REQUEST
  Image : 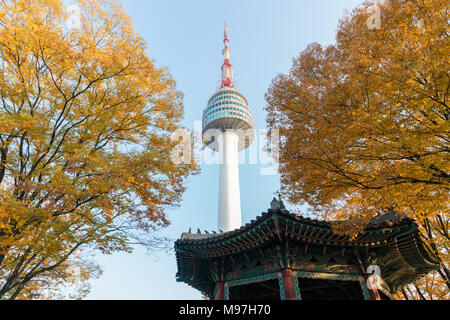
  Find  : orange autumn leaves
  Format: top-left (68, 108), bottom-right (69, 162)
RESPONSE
top-left (0, 0), bottom-right (197, 299)
top-left (266, 0), bottom-right (449, 299)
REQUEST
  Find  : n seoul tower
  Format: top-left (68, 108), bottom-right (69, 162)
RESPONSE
top-left (202, 24), bottom-right (255, 232)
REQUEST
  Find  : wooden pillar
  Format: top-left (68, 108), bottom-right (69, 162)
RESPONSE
top-left (281, 269), bottom-right (297, 300)
top-left (215, 281), bottom-right (225, 300)
top-left (363, 275), bottom-right (381, 300)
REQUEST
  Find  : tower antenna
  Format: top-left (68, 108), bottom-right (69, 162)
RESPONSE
top-left (220, 21), bottom-right (234, 88)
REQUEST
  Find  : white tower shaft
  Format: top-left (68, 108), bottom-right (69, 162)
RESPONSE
top-left (218, 131), bottom-right (242, 232)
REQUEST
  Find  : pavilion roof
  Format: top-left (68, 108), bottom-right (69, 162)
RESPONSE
top-left (174, 202), bottom-right (439, 295)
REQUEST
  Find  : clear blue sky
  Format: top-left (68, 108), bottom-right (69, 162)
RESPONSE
top-left (86, 0), bottom-right (364, 300)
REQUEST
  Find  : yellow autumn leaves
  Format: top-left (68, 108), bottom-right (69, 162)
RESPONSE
top-left (0, 0), bottom-right (197, 299)
top-left (266, 0), bottom-right (449, 299)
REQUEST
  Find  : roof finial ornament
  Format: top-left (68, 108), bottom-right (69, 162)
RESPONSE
top-left (270, 197), bottom-right (280, 211)
top-left (270, 193), bottom-right (286, 211)
top-left (278, 192), bottom-right (286, 210)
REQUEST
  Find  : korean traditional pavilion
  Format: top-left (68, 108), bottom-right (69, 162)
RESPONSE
top-left (174, 198), bottom-right (439, 300)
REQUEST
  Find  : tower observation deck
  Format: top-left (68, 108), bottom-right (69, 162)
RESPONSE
top-left (202, 24), bottom-right (255, 232)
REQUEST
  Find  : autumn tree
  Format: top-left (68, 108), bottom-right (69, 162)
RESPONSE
top-left (0, 0), bottom-right (197, 299)
top-left (265, 0), bottom-right (449, 299)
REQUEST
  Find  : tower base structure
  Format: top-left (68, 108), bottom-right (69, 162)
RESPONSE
top-left (175, 199), bottom-right (439, 300)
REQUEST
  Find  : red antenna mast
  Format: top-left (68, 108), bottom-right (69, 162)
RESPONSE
top-left (220, 22), bottom-right (234, 88)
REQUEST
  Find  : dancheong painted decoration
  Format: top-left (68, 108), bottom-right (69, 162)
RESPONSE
top-left (174, 198), bottom-right (439, 300)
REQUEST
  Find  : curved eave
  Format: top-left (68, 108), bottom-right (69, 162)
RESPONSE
top-left (174, 209), bottom-right (439, 292)
top-left (175, 210), bottom-right (416, 257)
